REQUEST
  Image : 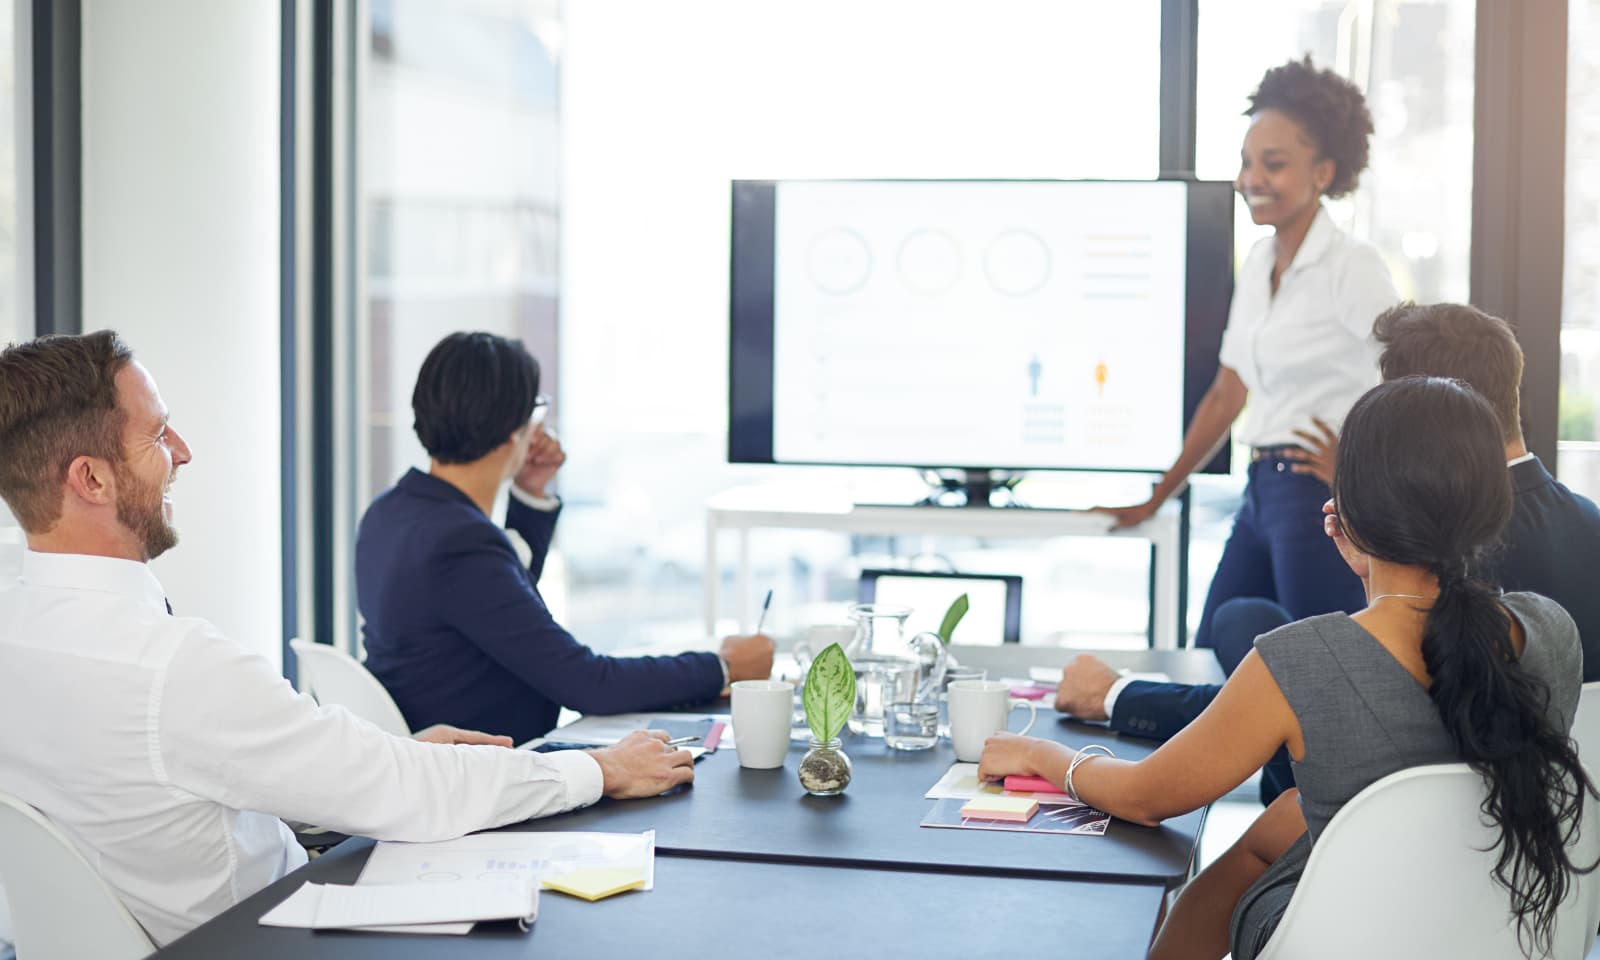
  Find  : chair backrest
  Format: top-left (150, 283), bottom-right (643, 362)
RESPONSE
top-left (0, 792), bottom-right (153, 960)
top-left (1572, 682), bottom-right (1600, 772)
top-left (1257, 763), bottom-right (1600, 960)
top-left (289, 638), bottom-right (411, 737)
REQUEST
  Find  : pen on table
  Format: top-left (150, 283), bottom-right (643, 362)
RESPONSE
top-left (754, 588), bottom-right (773, 634)
top-left (666, 735), bottom-right (701, 746)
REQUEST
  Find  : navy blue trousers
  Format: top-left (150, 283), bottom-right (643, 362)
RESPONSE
top-left (1193, 457), bottom-right (1366, 651)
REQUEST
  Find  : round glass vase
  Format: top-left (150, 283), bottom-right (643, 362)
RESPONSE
top-left (797, 737), bottom-right (852, 796)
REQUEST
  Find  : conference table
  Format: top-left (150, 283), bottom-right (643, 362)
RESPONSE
top-left (155, 647), bottom-right (1224, 959)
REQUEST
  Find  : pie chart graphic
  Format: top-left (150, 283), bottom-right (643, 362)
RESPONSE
top-left (806, 227), bottom-right (873, 295)
top-left (984, 228), bottom-right (1052, 297)
top-left (897, 228), bottom-right (963, 295)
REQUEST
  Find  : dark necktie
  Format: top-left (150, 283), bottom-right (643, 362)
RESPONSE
top-left (165, 598), bottom-right (173, 616)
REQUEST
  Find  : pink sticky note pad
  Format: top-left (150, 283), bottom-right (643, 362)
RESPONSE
top-left (703, 720), bottom-right (726, 753)
top-left (1009, 684), bottom-right (1052, 701)
top-left (1004, 775), bottom-right (1067, 795)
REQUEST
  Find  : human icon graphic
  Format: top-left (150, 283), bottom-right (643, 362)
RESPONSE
top-left (1028, 354), bottom-right (1042, 397)
top-left (1094, 359), bottom-right (1108, 398)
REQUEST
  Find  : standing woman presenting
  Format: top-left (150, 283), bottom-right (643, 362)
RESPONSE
top-left (1100, 57), bottom-right (1399, 653)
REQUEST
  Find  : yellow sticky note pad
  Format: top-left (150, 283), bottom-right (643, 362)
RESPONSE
top-left (960, 795), bottom-right (1040, 822)
top-left (541, 867), bottom-right (647, 902)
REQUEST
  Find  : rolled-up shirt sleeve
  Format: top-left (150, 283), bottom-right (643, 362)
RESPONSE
top-left (155, 623), bottom-right (603, 842)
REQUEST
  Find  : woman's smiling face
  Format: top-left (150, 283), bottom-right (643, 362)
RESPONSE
top-left (1235, 108), bottom-right (1336, 230)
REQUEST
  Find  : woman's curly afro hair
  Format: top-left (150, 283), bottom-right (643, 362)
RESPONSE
top-left (1246, 55), bottom-right (1374, 199)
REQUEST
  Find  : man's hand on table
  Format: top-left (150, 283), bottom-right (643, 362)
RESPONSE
top-left (590, 730), bottom-right (696, 799)
top-left (413, 724), bottom-right (514, 747)
top-left (1055, 654), bottom-right (1120, 721)
top-left (720, 632), bottom-right (776, 690)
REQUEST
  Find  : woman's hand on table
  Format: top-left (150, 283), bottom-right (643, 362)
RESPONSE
top-left (977, 733), bottom-right (1069, 785)
top-left (1092, 489), bottom-right (1164, 530)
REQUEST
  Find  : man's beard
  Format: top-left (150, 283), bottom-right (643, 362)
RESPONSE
top-left (114, 460), bottom-right (178, 560)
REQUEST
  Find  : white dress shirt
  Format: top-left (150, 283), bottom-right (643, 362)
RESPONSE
top-left (0, 550), bottom-right (603, 946)
top-left (1218, 206), bottom-right (1400, 448)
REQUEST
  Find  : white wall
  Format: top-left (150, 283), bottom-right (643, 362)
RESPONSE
top-left (79, 0), bottom-right (282, 667)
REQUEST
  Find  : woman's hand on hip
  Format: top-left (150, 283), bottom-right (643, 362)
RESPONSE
top-left (1284, 417), bottom-right (1338, 485)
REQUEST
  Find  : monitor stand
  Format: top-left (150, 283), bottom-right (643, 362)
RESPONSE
top-left (909, 469), bottom-right (1024, 509)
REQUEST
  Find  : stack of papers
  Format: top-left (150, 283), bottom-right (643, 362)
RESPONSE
top-left (260, 879), bottom-right (536, 935)
top-left (257, 831), bottom-right (656, 935)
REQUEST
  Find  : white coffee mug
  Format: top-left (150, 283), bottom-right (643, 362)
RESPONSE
top-left (947, 679), bottom-right (1037, 762)
top-left (731, 680), bottom-right (795, 769)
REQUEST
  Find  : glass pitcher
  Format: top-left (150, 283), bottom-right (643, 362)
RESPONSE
top-left (845, 603), bottom-right (948, 737)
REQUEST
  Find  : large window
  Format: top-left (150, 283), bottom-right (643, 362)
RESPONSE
top-left (360, 0), bottom-right (562, 507)
top-left (560, 0), bottom-right (1165, 649)
top-left (1561, 0), bottom-right (1600, 498)
top-left (1196, 0), bottom-right (1475, 303)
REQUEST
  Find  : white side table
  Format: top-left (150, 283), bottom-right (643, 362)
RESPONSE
top-left (703, 487), bottom-right (1184, 648)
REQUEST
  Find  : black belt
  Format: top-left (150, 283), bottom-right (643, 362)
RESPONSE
top-left (1250, 444), bottom-right (1304, 462)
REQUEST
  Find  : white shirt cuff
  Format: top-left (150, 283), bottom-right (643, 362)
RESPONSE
top-left (536, 747), bottom-right (605, 809)
top-left (509, 484), bottom-right (561, 512)
top-left (1102, 676), bottom-right (1135, 720)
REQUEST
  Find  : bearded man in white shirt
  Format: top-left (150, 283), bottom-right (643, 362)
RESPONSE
top-left (0, 330), bottom-right (695, 947)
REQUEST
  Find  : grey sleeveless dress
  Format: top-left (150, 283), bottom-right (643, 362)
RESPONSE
top-left (1229, 592), bottom-right (1582, 959)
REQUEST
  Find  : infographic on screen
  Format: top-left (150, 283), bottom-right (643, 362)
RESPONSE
top-left (770, 180), bottom-right (1188, 471)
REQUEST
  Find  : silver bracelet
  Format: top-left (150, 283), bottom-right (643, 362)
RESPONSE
top-left (1064, 743), bottom-right (1116, 803)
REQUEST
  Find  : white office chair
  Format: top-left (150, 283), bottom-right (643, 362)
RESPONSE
top-left (1572, 682), bottom-right (1600, 771)
top-left (0, 791), bottom-right (153, 960)
top-left (289, 638), bottom-right (411, 736)
top-left (1255, 763), bottom-right (1600, 960)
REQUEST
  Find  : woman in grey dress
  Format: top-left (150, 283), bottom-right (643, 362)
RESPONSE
top-left (979, 376), bottom-right (1595, 959)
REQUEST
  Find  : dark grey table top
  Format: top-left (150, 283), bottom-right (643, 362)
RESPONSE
top-left (513, 715), bottom-right (1208, 887)
top-left (154, 839), bottom-right (1167, 960)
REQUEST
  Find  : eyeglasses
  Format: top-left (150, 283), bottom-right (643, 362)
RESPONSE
top-left (531, 395), bottom-right (551, 425)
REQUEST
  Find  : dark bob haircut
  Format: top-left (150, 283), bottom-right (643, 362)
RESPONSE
top-left (411, 332), bottom-right (540, 465)
top-left (1246, 55), bottom-right (1374, 199)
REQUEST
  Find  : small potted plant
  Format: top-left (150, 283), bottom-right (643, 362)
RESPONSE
top-left (798, 642), bottom-right (856, 796)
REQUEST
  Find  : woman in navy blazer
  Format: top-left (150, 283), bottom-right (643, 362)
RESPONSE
top-left (355, 332), bottom-right (774, 746)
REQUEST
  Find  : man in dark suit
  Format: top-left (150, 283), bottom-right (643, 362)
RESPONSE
top-left (1056, 303), bottom-right (1600, 803)
top-left (356, 332), bottom-right (774, 746)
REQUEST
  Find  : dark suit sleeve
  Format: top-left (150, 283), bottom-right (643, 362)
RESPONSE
top-left (1109, 680), bottom-right (1223, 741)
top-left (505, 495), bottom-right (559, 583)
top-left (434, 519), bottom-right (724, 715)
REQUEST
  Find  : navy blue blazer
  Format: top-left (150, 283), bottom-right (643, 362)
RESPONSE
top-left (355, 469), bottom-right (723, 745)
top-left (1112, 456), bottom-right (1600, 740)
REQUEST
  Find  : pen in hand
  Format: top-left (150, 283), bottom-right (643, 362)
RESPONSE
top-left (754, 588), bottom-right (773, 635)
top-left (666, 735), bottom-right (701, 746)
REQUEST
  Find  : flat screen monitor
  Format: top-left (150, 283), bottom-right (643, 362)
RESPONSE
top-left (729, 179), bottom-right (1235, 474)
top-left (857, 569), bottom-right (1022, 645)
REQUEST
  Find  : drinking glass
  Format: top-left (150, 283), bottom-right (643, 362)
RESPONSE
top-left (884, 699), bottom-right (940, 750)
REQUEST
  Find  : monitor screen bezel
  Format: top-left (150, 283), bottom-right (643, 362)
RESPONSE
top-left (729, 178), bottom-right (1235, 475)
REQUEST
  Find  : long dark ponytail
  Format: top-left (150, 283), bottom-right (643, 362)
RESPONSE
top-left (1334, 377), bottom-right (1596, 955)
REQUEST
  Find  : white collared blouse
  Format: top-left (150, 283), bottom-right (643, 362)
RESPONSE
top-left (1218, 205), bottom-right (1401, 449)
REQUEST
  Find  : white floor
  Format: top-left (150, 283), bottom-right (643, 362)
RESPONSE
top-left (1197, 770), bottom-right (1265, 870)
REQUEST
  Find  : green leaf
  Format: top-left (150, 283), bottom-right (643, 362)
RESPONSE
top-left (937, 593), bottom-right (970, 645)
top-left (803, 642), bottom-right (856, 742)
